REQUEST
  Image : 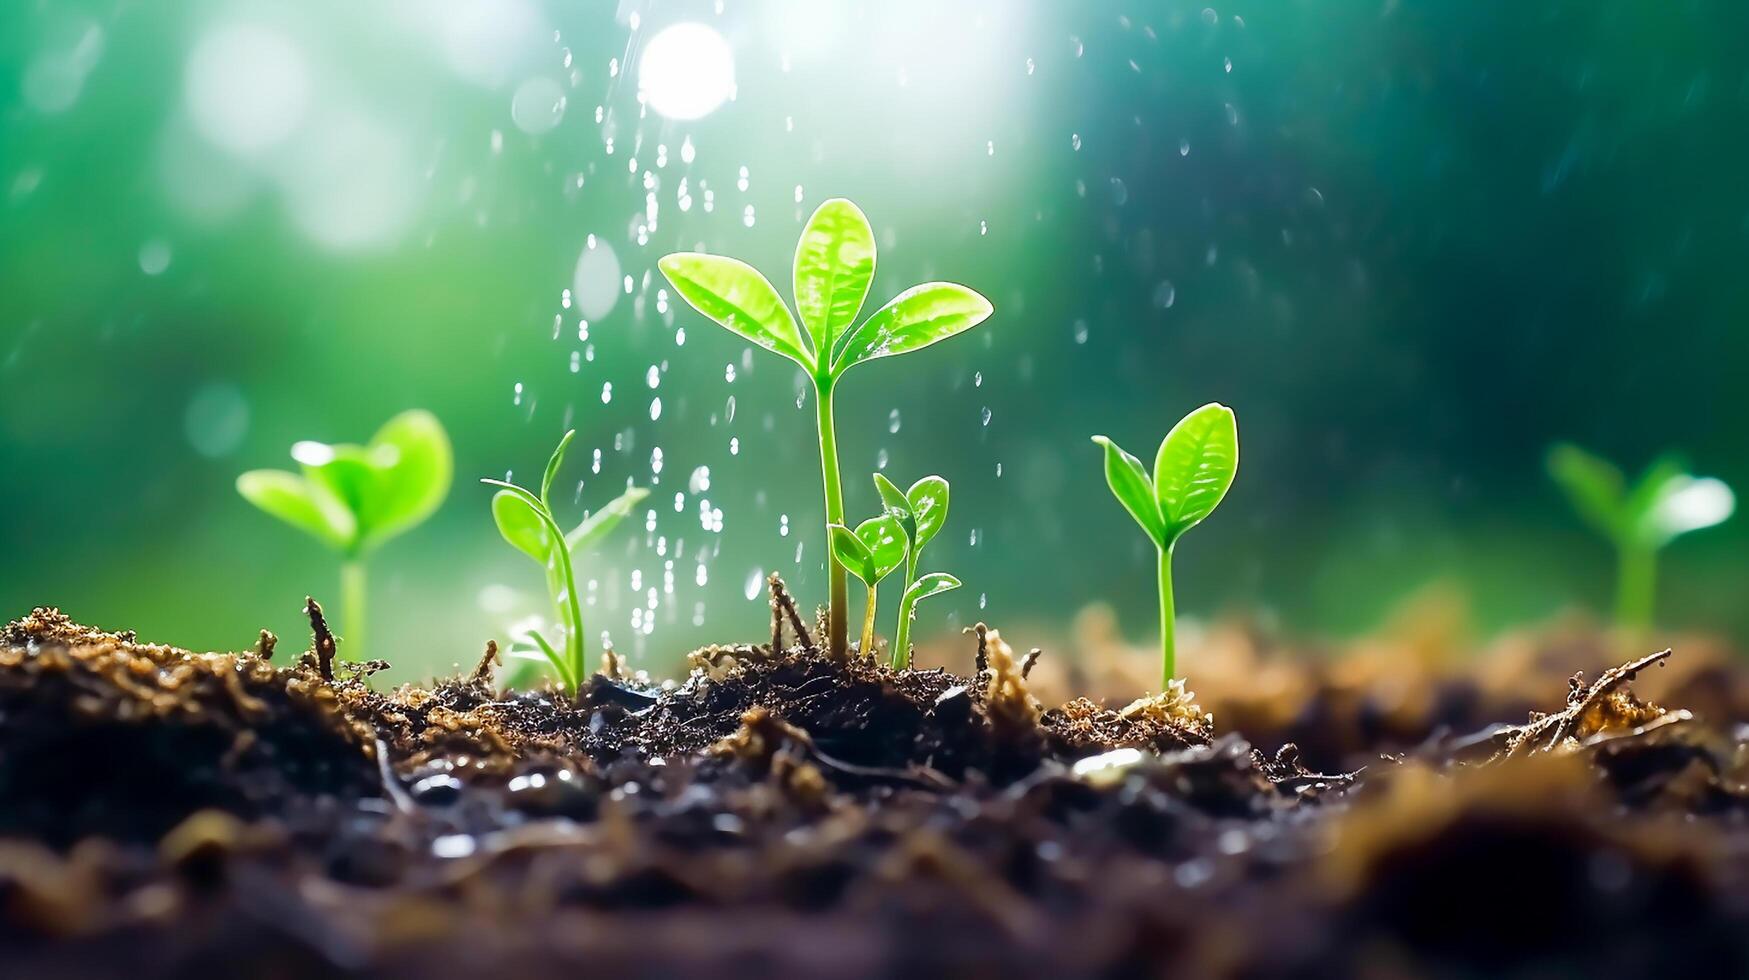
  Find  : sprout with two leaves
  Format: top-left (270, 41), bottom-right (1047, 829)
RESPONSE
top-left (659, 198), bottom-right (993, 658)
top-left (483, 431), bottom-right (649, 694)
top-left (873, 473), bottom-right (961, 668)
top-left (237, 409), bottom-right (452, 660)
top-left (827, 514), bottom-right (907, 658)
top-left (1547, 443), bottom-right (1734, 631)
top-left (1093, 403), bottom-right (1239, 689)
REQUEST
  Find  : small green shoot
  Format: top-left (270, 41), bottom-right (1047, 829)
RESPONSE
top-left (1547, 443), bottom-right (1734, 631)
top-left (660, 198), bottom-right (993, 658)
top-left (484, 430), bottom-right (649, 693)
top-left (873, 473), bottom-right (961, 668)
top-left (237, 409), bottom-right (452, 660)
top-left (1093, 403), bottom-right (1239, 689)
top-left (828, 515), bottom-right (906, 657)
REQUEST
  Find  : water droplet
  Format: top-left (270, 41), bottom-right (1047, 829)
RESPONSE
top-left (973, 371), bottom-right (983, 387)
top-left (1070, 133), bottom-right (1081, 151)
top-left (649, 397), bottom-right (662, 421)
top-left (887, 409), bottom-right (901, 434)
top-left (512, 382), bottom-right (524, 406)
top-left (1179, 139), bottom-right (1190, 156)
top-left (688, 465), bottom-right (711, 494)
top-left (138, 239), bottom-right (172, 276)
top-left (1153, 281), bottom-right (1176, 309)
top-left (601, 381), bottom-right (613, 403)
top-left (778, 514), bottom-right (790, 537)
top-left (1072, 319), bottom-right (1089, 344)
top-left (646, 364), bottom-right (661, 388)
top-left (980, 407), bottom-right (992, 426)
top-left (510, 76), bottom-right (566, 135)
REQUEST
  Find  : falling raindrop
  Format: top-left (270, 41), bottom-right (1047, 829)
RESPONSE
top-left (887, 409), bottom-right (901, 434)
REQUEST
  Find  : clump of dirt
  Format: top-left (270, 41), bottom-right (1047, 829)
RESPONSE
top-left (0, 598), bottom-right (1745, 978)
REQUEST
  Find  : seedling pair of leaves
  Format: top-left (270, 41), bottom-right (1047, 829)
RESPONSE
top-left (237, 409), bottom-right (453, 659)
top-left (660, 198), bottom-right (993, 658)
top-left (484, 431), bottom-right (649, 693)
top-left (1094, 403), bottom-right (1239, 689)
top-left (1548, 443), bottom-right (1734, 630)
top-left (828, 473), bottom-right (960, 666)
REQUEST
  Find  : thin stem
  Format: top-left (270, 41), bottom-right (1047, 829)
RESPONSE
top-left (814, 377), bottom-right (849, 657)
top-left (892, 592), bottom-right (916, 670)
top-left (891, 553), bottom-right (917, 669)
top-left (1157, 543), bottom-right (1176, 689)
top-left (1615, 543), bottom-right (1656, 634)
top-left (340, 559), bottom-right (366, 661)
top-left (860, 584), bottom-right (878, 658)
top-left (552, 537), bottom-right (586, 688)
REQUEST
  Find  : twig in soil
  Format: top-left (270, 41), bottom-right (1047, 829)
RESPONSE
top-left (254, 629), bottom-right (277, 661)
top-left (304, 596), bottom-right (337, 681)
top-left (469, 639), bottom-right (500, 686)
top-left (967, 622), bottom-right (990, 677)
top-left (767, 574), bottom-right (815, 652)
top-left (373, 737), bottom-right (417, 815)
top-left (1498, 648), bottom-right (1674, 760)
top-left (1021, 648), bottom-right (1042, 679)
top-left (1250, 743), bottom-right (1363, 792)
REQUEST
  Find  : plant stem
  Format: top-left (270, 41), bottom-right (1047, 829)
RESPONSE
top-left (340, 559), bottom-right (366, 661)
top-left (1157, 543), bottom-right (1176, 689)
top-left (814, 377), bottom-right (849, 657)
top-left (892, 593), bottom-right (916, 670)
top-left (860, 584), bottom-right (878, 658)
top-left (552, 542), bottom-right (586, 691)
top-left (1615, 543), bottom-right (1655, 634)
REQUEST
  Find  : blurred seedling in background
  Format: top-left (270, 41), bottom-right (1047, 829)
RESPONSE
top-left (873, 473), bottom-right (962, 668)
top-left (660, 198), bottom-right (993, 659)
top-left (828, 514), bottom-right (906, 657)
top-left (1547, 443), bottom-right (1735, 632)
top-left (1094, 403), bottom-right (1239, 689)
top-left (237, 410), bottom-right (452, 661)
top-left (484, 430), bottom-right (649, 694)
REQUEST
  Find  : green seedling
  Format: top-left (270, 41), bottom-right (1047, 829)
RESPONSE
top-left (828, 515), bottom-right (906, 657)
top-left (238, 409), bottom-right (452, 660)
top-left (873, 473), bottom-right (961, 668)
top-left (660, 198), bottom-right (993, 658)
top-left (1093, 403), bottom-right (1239, 689)
top-left (484, 430), bottom-right (649, 693)
top-left (1548, 443), bottom-right (1734, 631)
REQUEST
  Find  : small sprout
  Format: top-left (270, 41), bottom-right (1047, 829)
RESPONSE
top-left (483, 430), bottom-right (649, 694)
top-left (828, 515), bottom-right (906, 657)
top-left (1548, 443), bottom-right (1734, 631)
top-left (1093, 403), bottom-right (1239, 689)
top-left (237, 409), bottom-right (452, 660)
top-left (660, 198), bottom-right (993, 658)
top-left (873, 473), bottom-right (962, 668)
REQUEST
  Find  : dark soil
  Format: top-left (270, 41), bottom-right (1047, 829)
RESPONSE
top-left (2, 599), bottom-right (1748, 979)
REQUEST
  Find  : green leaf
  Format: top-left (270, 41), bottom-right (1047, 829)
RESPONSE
top-left (906, 476), bottom-right (949, 553)
top-left (566, 485), bottom-right (651, 554)
top-left (540, 429), bottom-right (576, 508)
top-left (1092, 435), bottom-right (1162, 545)
top-left (793, 198), bottom-right (876, 359)
top-left (856, 515), bottom-right (907, 583)
top-left (904, 572), bottom-right (961, 605)
top-left (1154, 403), bottom-right (1239, 539)
top-left (1547, 443), bottom-right (1626, 539)
top-left (873, 472), bottom-right (911, 520)
top-left (492, 489), bottom-right (552, 564)
top-left (658, 253), bottom-right (812, 369)
top-left (236, 469), bottom-right (356, 552)
top-left (873, 472), bottom-right (914, 544)
top-left (522, 629), bottom-right (574, 690)
top-left (359, 409), bottom-right (453, 549)
top-left (293, 440), bottom-right (382, 546)
top-left (1645, 475), bottom-right (1735, 545)
top-left (829, 523), bottom-right (875, 585)
top-left (831, 282), bottom-right (993, 376)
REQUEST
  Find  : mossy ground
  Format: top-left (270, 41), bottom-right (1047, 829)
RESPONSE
top-left (2, 601), bottom-right (1748, 977)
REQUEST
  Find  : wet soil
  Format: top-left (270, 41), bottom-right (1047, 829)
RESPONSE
top-left (3, 600), bottom-right (1749, 979)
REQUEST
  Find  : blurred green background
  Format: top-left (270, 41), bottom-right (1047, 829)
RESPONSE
top-left (3, 0), bottom-right (1746, 679)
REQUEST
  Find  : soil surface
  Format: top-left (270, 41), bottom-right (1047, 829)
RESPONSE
top-left (3, 595), bottom-right (1748, 979)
